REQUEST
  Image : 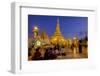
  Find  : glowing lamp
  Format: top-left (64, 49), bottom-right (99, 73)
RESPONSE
top-left (36, 40), bottom-right (41, 46)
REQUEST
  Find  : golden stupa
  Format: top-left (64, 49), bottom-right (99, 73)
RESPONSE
top-left (50, 18), bottom-right (67, 46)
top-left (40, 30), bottom-right (50, 45)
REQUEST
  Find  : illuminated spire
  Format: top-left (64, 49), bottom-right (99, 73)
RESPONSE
top-left (57, 18), bottom-right (59, 24)
top-left (54, 18), bottom-right (61, 36)
top-left (50, 18), bottom-right (67, 46)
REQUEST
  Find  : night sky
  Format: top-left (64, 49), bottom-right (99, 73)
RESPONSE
top-left (28, 15), bottom-right (88, 39)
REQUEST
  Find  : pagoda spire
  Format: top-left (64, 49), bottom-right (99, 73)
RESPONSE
top-left (54, 18), bottom-right (61, 36)
top-left (50, 18), bottom-right (67, 46)
top-left (57, 18), bottom-right (59, 24)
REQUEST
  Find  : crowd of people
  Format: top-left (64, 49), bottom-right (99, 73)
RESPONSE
top-left (28, 44), bottom-right (67, 60)
top-left (28, 38), bottom-right (88, 60)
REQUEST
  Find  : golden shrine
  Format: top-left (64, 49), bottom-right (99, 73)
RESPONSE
top-left (50, 18), bottom-right (67, 46)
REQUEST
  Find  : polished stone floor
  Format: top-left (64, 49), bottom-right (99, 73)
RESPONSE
top-left (56, 47), bottom-right (88, 59)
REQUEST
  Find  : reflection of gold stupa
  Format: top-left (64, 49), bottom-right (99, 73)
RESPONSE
top-left (50, 18), bottom-right (67, 46)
